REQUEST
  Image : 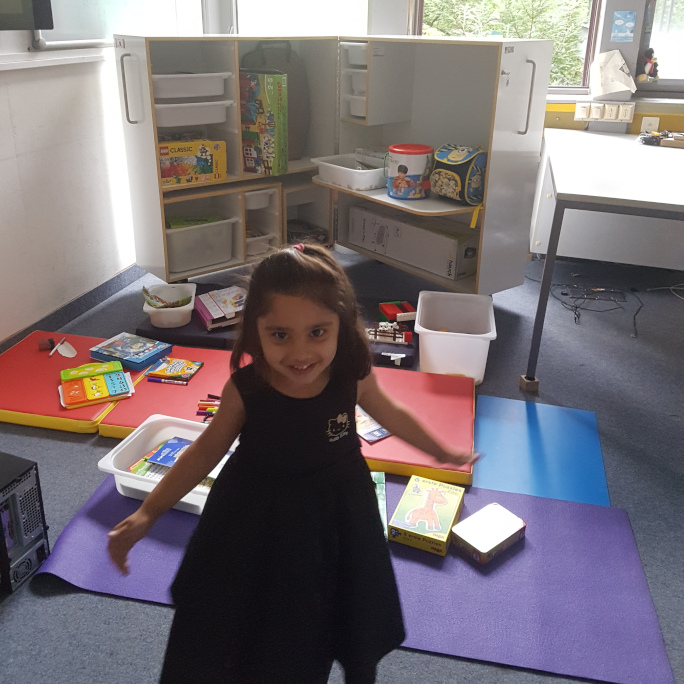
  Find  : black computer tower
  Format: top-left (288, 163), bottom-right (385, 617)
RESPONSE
top-left (0, 452), bottom-right (50, 594)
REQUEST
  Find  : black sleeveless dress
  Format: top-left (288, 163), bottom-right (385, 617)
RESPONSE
top-left (161, 364), bottom-right (405, 684)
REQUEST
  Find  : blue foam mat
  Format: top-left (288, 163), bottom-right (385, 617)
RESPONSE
top-left (473, 395), bottom-right (610, 506)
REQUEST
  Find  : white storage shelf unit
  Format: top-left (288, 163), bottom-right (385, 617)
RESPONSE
top-left (115, 35), bottom-right (551, 293)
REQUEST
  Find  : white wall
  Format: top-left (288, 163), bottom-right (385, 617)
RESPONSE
top-left (0, 53), bottom-right (136, 345)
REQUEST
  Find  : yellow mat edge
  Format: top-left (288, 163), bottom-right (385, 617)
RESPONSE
top-left (0, 410), bottom-right (100, 434)
top-left (364, 458), bottom-right (473, 486)
top-left (98, 424), bottom-right (135, 439)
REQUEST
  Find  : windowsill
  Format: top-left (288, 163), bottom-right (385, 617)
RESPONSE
top-left (0, 47), bottom-right (107, 71)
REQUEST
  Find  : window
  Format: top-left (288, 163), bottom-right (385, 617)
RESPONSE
top-left (420, 0), bottom-right (601, 88)
top-left (638, 0), bottom-right (683, 85)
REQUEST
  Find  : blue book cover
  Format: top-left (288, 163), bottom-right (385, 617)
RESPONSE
top-left (146, 437), bottom-right (193, 467)
top-left (90, 332), bottom-right (172, 371)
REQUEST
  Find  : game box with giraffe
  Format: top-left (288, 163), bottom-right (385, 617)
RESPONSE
top-left (388, 475), bottom-right (465, 556)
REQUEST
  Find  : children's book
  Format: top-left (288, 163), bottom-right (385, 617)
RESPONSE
top-left (128, 437), bottom-right (239, 491)
top-left (194, 286), bottom-right (246, 331)
top-left (58, 361), bottom-right (134, 409)
top-left (355, 406), bottom-right (391, 443)
top-left (90, 332), bottom-right (172, 370)
top-left (145, 357), bottom-right (204, 383)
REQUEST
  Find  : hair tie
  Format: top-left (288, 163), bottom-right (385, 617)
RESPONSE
top-left (292, 243), bottom-right (305, 252)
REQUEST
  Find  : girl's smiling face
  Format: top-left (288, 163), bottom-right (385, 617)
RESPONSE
top-left (256, 293), bottom-right (340, 398)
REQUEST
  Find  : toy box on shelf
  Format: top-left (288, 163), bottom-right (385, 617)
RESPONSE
top-left (239, 70), bottom-right (288, 176)
top-left (388, 475), bottom-right (465, 556)
top-left (158, 139), bottom-right (227, 188)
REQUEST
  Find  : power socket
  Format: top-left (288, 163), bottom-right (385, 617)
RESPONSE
top-left (640, 116), bottom-right (660, 133)
top-left (604, 104), bottom-right (619, 120)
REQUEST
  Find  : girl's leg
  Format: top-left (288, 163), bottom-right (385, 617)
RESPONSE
top-left (343, 662), bottom-right (377, 684)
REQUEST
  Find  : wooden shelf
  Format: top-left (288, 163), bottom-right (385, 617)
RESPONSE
top-left (312, 176), bottom-right (478, 218)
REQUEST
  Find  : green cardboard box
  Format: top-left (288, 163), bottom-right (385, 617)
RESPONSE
top-left (240, 70), bottom-right (288, 176)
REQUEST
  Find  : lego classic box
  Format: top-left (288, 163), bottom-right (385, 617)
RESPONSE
top-left (240, 70), bottom-right (288, 176)
top-left (388, 475), bottom-right (465, 556)
top-left (158, 139), bottom-right (227, 188)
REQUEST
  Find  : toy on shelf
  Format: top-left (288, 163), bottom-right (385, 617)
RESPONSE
top-left (59, 361), bottom-right (134, 409)
top-left (379, 301), bottom-right (416, 323)
top-left (636, 48), bottom-right (659, 82)
top-left (366, 321), bottom-right (413, 345)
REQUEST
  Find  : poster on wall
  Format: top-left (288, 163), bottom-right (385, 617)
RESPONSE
top-left (611, 11), bottom-right (636, 42)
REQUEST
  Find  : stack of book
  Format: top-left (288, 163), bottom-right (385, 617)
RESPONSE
top-left (194, 286), bottom-right (247, 331)
top-left (90, 333), bottom-right (172, 371)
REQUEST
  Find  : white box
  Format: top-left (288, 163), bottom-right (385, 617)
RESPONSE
top-left (348, 206), bottom-right (478, 281)
top-left (165, 218), bottom-right (237, 273)
top-left (312, 153), bottom-right (384, 191)
top-left (154, 100), bottom-right (233, 127)
top-left (143, 283), bottom-right (197, 328)
top-left (415, 290), bottom-right (496, 384)
top-left (98, 415), bottom-right (211, 515)
top-left (151, 72), bottom-right (231, 99)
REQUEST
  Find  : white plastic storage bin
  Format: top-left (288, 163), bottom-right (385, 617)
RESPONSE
top-left (343, 69), bottom-right (367, 95)
top-left (342, 94), bottom-right (366, 118)
top-left (165, 218), bottom-right (237, 273)
top-left (151, 72), bottom-right (231, 99)
top-left (342, 42), bottom-right (368, 66)
top-left (142, 283), bottom-right (197, 328)
top-left (98, 415), bottom-right (212, 515)
top-left (415, 291), bottom-right (497, 385)
top-left (154, 100), bottom-right (233, 127)
top-left (312, 153), bottom-right (384, 191)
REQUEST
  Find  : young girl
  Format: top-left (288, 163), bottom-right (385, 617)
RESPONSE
top-left (108, 244), bottom-right (477, 684)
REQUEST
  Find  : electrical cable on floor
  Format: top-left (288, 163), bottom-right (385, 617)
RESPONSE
top-left (646, 282), bottom-right (684, 301)
top-left (525, 275), bottom-right (644, 337)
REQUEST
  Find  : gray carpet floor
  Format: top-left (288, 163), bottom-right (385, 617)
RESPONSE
top-left (1, 253), bottom-right (682, 684)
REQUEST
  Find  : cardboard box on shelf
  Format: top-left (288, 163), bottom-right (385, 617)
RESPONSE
top-left (348, 205), bottom-right (478, 281)
top-left (240, 71), bottom-right (288, 176)
top-left (158, 139), bottom-right (227, 188)
top-left (388, 475), bottom-right (465, 556)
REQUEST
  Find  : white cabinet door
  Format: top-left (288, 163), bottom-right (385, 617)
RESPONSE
top-left (477, 40), bottom-right (552, 295)
top-left (115, 36), bottom-right (167, 279)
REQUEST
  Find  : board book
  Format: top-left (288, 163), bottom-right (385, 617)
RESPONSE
top-left (90, 333), bottom-right (172, 371)
top-left (388, 475), bottom-right (465, 556)
top-left (194, 286), bottom-right (246, 331)
top-left (145, 357), bottom-right (203, 383)
top-left (59, 361), bottom-right (134, 409)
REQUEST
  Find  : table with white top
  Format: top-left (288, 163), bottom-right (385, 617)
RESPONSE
top-left (521, 128), bottom-right (684, 392)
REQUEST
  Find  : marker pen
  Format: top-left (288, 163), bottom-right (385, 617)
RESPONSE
top-left (147, 377), bottom-right (189, 385)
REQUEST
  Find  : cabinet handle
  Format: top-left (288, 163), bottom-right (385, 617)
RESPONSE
top-left (518, 59), bottom-right (536, 136)
top-left (120, 53), bottom-right (139, 125)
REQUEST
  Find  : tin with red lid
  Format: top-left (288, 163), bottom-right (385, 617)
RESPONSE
top-left (385, 144), bottom-right (433, 200)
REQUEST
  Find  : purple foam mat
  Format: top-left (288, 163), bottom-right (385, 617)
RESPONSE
top-left (37, 476), bottom-right (674, 684)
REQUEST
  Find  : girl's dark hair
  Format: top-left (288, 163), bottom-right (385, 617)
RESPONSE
top-left (230, 244), bottom-right (371, 381)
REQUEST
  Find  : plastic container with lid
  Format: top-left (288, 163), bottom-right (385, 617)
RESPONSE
top-left (385, 144), bottom-right (434, 200)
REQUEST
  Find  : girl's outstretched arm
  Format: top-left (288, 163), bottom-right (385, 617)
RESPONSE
top-left (357, 369), bottom-right (478, 467)
top-left (108, 377), bottom-right (245, 574)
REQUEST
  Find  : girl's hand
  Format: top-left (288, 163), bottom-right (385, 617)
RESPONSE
top-left (107, 508), bottom-right (156, 575)
top-left (436, 450), bottom-right (482, 466)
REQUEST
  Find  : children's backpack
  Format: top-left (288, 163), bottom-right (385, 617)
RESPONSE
top-left (429, 144), bottom-right (487, 205)
top-left (241, 41), bottom-right (310, 161)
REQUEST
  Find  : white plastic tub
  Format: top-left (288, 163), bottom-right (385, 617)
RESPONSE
top-left (342, 94), bottom-right (366, 118)
top-left (154, 100), bottom-right (234, 127)
top-left (165, 218), bottom-right (237, 273)
top-left (342, 42), bottom-right (368, 66)
top-left (415, 291), bottom-right (497, 385)
top-left (142, 283), bottom-right (197, 328)
top-left (246, 233), bottom-right (276, 255)
top-left (244, 188), bottom-right (276, 210)
top-left (343, 69), bottom-right (367, 95)
top-left (152, 72), bottom-right (231, 99)
top-left (97, 415), bottom-right (211, 515)
top-left (312, 153), bottom-right (385, 191)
